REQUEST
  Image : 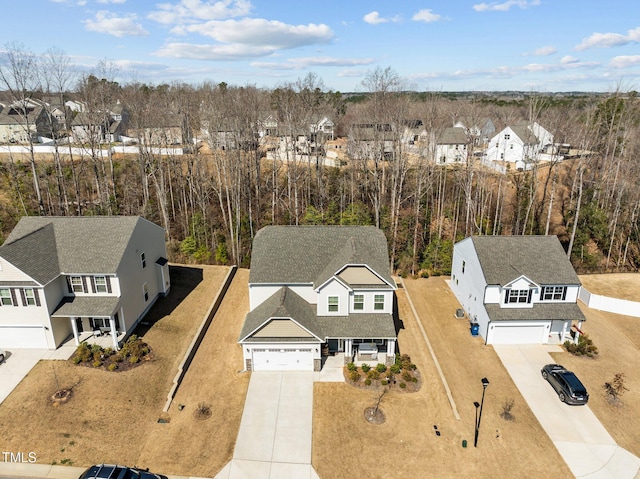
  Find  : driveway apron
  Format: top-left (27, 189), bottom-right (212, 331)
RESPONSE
top-left (215, 371), bottom-right (320, 479)
top-left (494, 344), bottom-right (640, 479)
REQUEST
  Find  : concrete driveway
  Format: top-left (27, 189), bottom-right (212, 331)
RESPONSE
top-left (494, 344), bottom-right (640, 479)
top-left (215, 372), bottom-right (320, 479)
top-left (0, 346), bottom-right (76, 405)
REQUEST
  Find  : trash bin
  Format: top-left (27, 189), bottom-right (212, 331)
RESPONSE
top-left (470, 323), bottom-right (479, 336)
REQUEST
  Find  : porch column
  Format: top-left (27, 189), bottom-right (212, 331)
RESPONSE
top-left (345, 339), bottom-right (353, 361)
top-left (109, 317), bottom-right (119, 350)
top-left (70, 317), bottom-right (80, 346)
top-left (560, 320), bottom-right (568, 343)
top-left (387, 339), bottom-right (396, 358)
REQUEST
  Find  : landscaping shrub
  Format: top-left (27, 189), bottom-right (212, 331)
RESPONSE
top-left (349, 370), bottom-right (361, 382)
top-left (107, 363), bottom-right (117, 372)
top-left (603, 373), bottom-right (628, 405)
top-left (72, 356), bottom-right (82, 365)
top-left (361, 363), bottom-right (371, 373)
top-left (399, 382), bottom-right (406, 389)
top-left (92, 360), bottom-right (102, 368)
top-left (564, 334), bottom-right (598, 357)
top-left (376, 363), bottom-right (387, 373)
top-left (367, 370), bottom-right (380, 380)
top-left (402, 371), bottom-right (412, 382)
top-left (129, 355), bottom-right (139, 364)
top-left (347, 362), bottom-right (357, 371)
top-left (390, 363), bottom-right (401, 374)
top-left (364, 379), bottom-right (372, 386)
top-left (381, 380), bottom-right (388, 386)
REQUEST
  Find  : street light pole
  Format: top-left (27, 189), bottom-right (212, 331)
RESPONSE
top-left (474, 377), bottom-right (490, 447)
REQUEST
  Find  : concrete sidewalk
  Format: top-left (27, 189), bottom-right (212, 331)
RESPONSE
top-left (494, 344), bottom-right (640, 479)
top-left (0, 462), bottom-right (209, 479)
top-left (215, 372), bottom-right (319, 479)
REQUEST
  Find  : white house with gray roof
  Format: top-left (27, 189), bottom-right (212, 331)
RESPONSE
top-left (485, 122), bottom-right (554, 170)
top-left (239, 226), bottom-right (397, 372)
top-left (435, 127), bottom-right (469, 165)
top-left (0, 216), bottom-right (169, 350)
top-left (450, 235), bottom-right (585, 345)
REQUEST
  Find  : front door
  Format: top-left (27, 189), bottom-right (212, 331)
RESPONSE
top-left (328, 339), bottom-right (344, 352)
top-left (75, 317), bottom-right (84, 333)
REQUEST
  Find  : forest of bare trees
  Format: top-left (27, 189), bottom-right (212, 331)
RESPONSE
top-left (1, 44), bottom-right (639, 275)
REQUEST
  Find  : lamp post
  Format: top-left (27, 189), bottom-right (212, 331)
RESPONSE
top-left (474, 377), bottom-right (490, 447)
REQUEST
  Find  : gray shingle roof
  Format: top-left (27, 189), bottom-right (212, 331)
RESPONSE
top-left (485, 302), bottom-right (585, 322)
top-left (248, 226), bottom-right (394, 288)
top-left (51, 295), bottom-right (121, 317)
top-left (239, 286), bottom-right (396, 341)
top-left (1, 216), bottom-right (143, 284)
top-left (438, 127), bottom-right (468, 145)
top-left (471, 235), bottom-right (580, 286)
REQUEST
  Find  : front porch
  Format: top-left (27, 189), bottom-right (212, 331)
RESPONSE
top-left (324, 338), bottom-right (396, 367)
top-left (61, 329), bottom-right (126, 350)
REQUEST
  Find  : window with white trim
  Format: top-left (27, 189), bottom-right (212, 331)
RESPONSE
top-left (328, 296), bottom-right (339, 312)
top-left (353, 294), bottom-right (364, 311)
top-left (95, 276), bottom-right (107, 293)
top-left (141, 252), bottom-right (146, 269)
top-left (70, 276), bottom-right (84, 293)
top-left (505, 289), bottom-right (531, 304)
top-left (540, 286), bottom-right (567, 301)
top-left (143, 283), bottom-right (149, 302)
top-left (24, 288), bottom-right (36, 306)
top-left (0, 288), bottom-right (12, 305)
top-left (374, 294), bottom-right (385, 310)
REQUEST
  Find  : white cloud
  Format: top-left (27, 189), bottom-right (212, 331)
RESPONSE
top-left (337, 69), bottom-right (368, 78)
top-left (363, 11), bottom-right (400, 25)
top-left (412, 9), bottom-right (441, 23)
top-left (180, 18), bottom-right (332, 46)
top-left (527, 46), bottom-right (557, 56)
top-left (575, 27), bottom-right (640, 51)
top-left (251, 57), bottom-right (375, 70)
top-left (560, 55), bottom-right (578, 64)
top-left (148, 0), bottom-right (251, 25)
top-left (155, 42), bottom-right (276, 60)
top-left (84, 11), bottom-right (149, 37)
top-left (473, 0), bottom-right (540, 12)
top-left (609, 55), bottom-right (640, 68)
top-left (97, 0), bottom-right (126, 4)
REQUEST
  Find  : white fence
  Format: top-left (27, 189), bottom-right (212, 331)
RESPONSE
top-left (578, 286), bottom-right (640, 318)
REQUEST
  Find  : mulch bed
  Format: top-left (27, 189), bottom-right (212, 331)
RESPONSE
top-left (344, 367), bottom-right (422, 393)
top-left (69, 337), bottom-right (152, 372)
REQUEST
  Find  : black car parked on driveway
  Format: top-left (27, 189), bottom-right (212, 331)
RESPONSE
top-left (79, 465), bottom-right (165, 479)
top-left (541, 364), bottom-right (589, 405)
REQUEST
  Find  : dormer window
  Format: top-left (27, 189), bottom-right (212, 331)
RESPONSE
top-left (328, 296), bottom-right (339, 312)
top-left (353, 294), bottom-right (364, 311)
top-left (505, 289), bottom-right (532, 304)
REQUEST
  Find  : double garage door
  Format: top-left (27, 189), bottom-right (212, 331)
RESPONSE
top-left (489, 323), bottom-right (548, 345)
top-left (0, 326), bottom-right (48, 349)
top-left (251, 348), bottom-right (314, 371)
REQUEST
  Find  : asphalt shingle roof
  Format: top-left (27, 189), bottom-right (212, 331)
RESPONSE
top-left (0, 216), bottom-right (142, 284)
top-left (52, 295), bottom-right (121, 317)
top-left (248, 226), bottom-right (394, 288)
top-left (438, 127), bottom-right (468, 145)
top-left (485, 302), bottom-right (585, 322)
top-left (471, 235), bottom-right (580, 286)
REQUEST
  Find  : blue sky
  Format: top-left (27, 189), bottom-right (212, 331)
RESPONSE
top-left (4, 0), bottom-right (640, 92)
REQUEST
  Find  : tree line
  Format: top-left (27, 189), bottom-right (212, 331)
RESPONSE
top-left (1, 43), bottom-right (639, 274)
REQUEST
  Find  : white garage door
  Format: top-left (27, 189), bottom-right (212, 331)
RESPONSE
top-left (0, 326), bottom-right (48, 349)
top-left (489, 324), bottom-right (547, 345)
top-left (252, 348), bottom-right (314, 371)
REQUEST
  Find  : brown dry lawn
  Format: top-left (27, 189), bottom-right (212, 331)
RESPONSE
top-left (550, 302), bottom-right (640, 457)
top-left (313, 277), bottom-right (572, 479)
top-left (0, 265), bottom-right (250, 477)
top-left (579, 273), bottom-right (640, 302)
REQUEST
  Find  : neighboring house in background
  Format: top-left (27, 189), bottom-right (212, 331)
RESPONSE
top-left (310, 116), bottom-right (335, 141)
top-left (0, 101), bottom-right (52, 144)
top-left (450, 235), bottom-right (586, 345)
top-left (485, 121), bottom-right (555, 170)
top-left (0, 216), bottom-right (170, 351)
top-left (70, 102), bottom-right (129, 144)
top-left (454, 117), bottom-right (496, 146)
top-left (239, 226), bottom-right (397, 372)
top-left (348, 123), bottom-right (395, 161)
top-left (435, 127), bottom-right (469, 165)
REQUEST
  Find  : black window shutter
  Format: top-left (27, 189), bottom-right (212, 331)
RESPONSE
top-left (89, 317), bottom-right (94, 329)
top-left (114, 312), bottom-right (120, 330)
top-left (89, 276), bottom-right (96, 293)
top-left (82, 276), bottom-right (89, 293)
top-left (504, 289), bottom-right (509, 303)
top-left (106, 277), bottom-right (112, 293)
top-left (527, 290), bottom-right (532, 303)
top-left (539, 287), bottom-right (545, 300)
top-left (66, 276), bottom-right (73, 293)
top-left (562, 287), bottom-right (567, 301)
top-left (10, 289), bottom-right (18, 307)
top-left (19, 289), bottom-right (27, 306)
top-left (34, 289), bottom-right (41, 307)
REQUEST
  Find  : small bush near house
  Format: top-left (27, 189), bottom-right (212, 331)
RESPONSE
top-left (564, 334), bottom-right (598, 357)
top-left (390, 363), bottom-right (401, 374)
top-left (364, 379), bottom-right (372, 386)
top-left (71, 336), bottom-right (151, 372)
top-left (402, 371), bottom-right (413, 382)
top-left (399, 383), bottom-right (406, 389)
top-left (347, 362), bottom-right (357, 371)
top-left (349, 370), bottom-right (361, 382)
top-left (107, 363), bottom-right (117, 372)
top-left (376, 363), bottom-right (387, 373)
top-left (361, 363), bottom-right (371, 373)
top-left (381, 380), bottom-right (388, 386)
top-left (367, 370), bottom-right (380, 380)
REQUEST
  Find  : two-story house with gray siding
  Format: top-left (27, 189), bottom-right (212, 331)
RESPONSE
top-left (450, 235), bottom-right (585, 345)
top-left (0, 216), bottom-right (169, 350)
top-left (239, 226), bottom-right (397, 372)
